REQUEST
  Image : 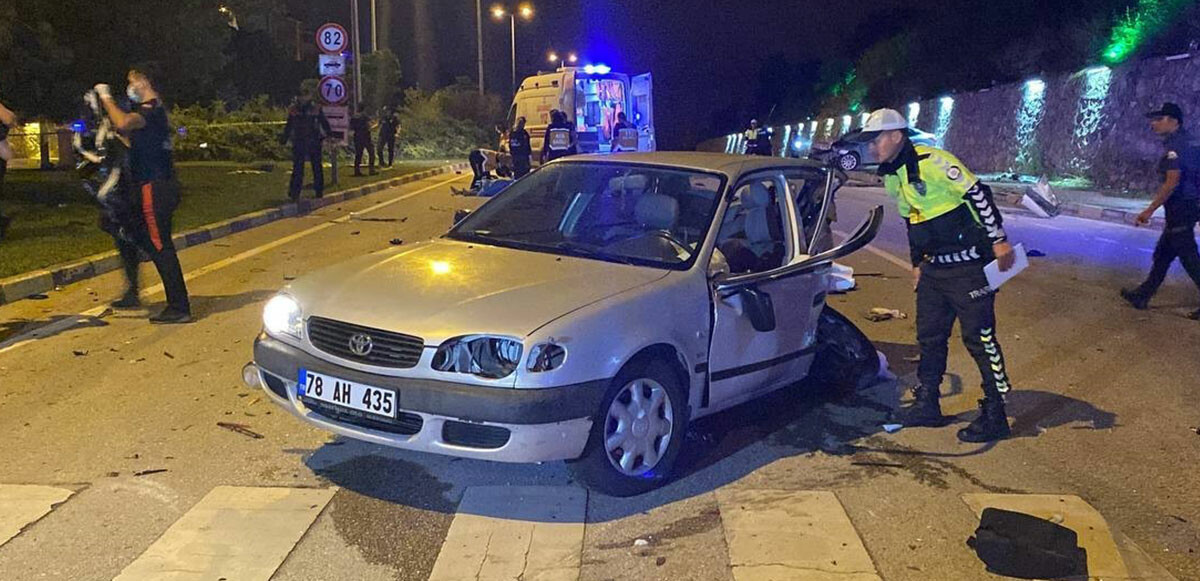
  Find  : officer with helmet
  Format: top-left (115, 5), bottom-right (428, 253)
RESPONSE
top-left (856, 108), bottom-right (1018, 442)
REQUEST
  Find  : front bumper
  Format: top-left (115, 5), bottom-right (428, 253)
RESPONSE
top-left (253, 334), bottom-right (604, 463)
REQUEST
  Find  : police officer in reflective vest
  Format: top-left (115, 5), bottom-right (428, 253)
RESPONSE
top-left (859, 108), bottom-right (1018, 442)
top-left (743, 119), bottom-right (773, 156)
top-left (541, 109), bottom-right (576, 163)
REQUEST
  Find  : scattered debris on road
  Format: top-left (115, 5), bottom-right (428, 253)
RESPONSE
top-left (133, 469), bottom-right (169, 477)
top-left (28, 294), bottom-right (49, 300)
top-left (1027, 249), bottom-right (1047, 257)
top-left (163, 351), bottom-right (174, 360)
top-left (350, 230), bottom-right (360, 236)
top-left (852, 460), bottom-right (904, 468)
top-left (389, 238), bottom-right (404, 246)
top-left (881, 424), bottom-right (903, 434)
top-left (217, 422), bottom-right (264, 439)
top-left (72, 349), bottom-right (88, 357)
top-left (349, 216), bottom-right (402, 223)
top-left (865, 308), bottom-right (907, 322)
top-left (633, 539), bottom-right (649, 547)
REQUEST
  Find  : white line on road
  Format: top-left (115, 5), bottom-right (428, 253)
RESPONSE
top-left (428, 486), bottom-right (587, 581)
top-left (717, 489), bottom-right (882, 580)
top-left (112, 486), bottom-right (335, 581)
top-left (0, 174), bottom-right (467, 356)
top-left (0, 485), bottom-right (75, 548)
top-left (833, 229), bottom-right (913, 272)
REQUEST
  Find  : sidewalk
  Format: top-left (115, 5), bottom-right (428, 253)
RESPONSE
top-left (0, 162), bottom-right (468, 306)
top-left (845, 171), bottom-right (1167, 228)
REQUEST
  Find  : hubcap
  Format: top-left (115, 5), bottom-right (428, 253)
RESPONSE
top-left (840, 155), bottom-right (857, 170)
top-left (603, 378), bottom-right (674, 476)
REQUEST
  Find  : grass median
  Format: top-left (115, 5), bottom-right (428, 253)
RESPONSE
top-left (0, 160), bottom-right (451, 279)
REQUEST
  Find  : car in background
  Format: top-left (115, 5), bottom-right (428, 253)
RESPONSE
top-left (808, 127), bottom-right (938, 171)
top-left (246, 153), bottom-right (884, 496)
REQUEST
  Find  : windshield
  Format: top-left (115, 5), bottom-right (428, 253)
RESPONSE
top-left (448, 162), bottom-right (726, 269)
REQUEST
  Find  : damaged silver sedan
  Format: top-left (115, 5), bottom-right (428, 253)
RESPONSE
top-left (246, 152), bottom-right (883, 495)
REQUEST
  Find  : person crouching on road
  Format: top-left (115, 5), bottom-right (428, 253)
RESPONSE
top-left (859, 108), bottom-right (1018, 442)
top-left (95, 66), bottom-right (192, 324)
top-left (1121, 102), bottom-right (1200, 320)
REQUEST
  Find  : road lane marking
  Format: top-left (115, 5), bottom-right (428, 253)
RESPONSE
top-left (112, 486), bottom-right (334, 581)
top-left (833, 229), bottom-right (913, 272)
top-left (429, 486), bottom-right (586, 581)
top-left (0, 174), bottom-right (467, 356)
top-left (960, 493), bottom-right (1177, 580)
top-left (0, 484), bottom-right (74, 547)
top-left (716, 489), bottom-right (882, 581)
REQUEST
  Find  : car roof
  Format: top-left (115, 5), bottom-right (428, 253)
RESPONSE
top-left (559, 152), bottom-right (828, 179)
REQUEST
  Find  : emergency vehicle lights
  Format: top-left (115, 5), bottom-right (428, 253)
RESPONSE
top-left (583, 64), bottom-right (611, 75)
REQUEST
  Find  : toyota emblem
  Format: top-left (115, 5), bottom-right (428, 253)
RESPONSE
top-left (348, 333), bottom-right (374, 356)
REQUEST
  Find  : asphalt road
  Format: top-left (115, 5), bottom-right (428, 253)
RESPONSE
top-left (0, 173), bottom-right (1196, 581)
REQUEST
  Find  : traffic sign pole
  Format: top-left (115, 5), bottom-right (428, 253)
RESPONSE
top-left (316, 21), bottom-right (351, 186)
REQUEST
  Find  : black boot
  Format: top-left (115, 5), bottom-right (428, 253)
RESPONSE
top-left (1120, 288), bottom-right (1149, 310)
top-left (895, 385), bottom-right (948, 427)
top-left (957, 397), bottom-right (1011, 442)
top-left (111, 290), bottom-right (142, 309)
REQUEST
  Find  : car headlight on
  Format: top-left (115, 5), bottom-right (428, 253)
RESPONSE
top-left (527, 343), bottom-right (567, 372)
top-left (263, 294), bottom-right (304, 339)
top-left (432, 335), bottom-right (523, 379)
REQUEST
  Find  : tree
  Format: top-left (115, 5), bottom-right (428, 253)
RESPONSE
top-left (360, 49), bottom-right (403, 114)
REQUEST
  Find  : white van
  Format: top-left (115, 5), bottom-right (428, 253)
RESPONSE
top-left (503, 66), bottom-right (655, 161)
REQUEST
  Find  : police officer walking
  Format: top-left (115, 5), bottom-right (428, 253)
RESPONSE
top-left (350, 111), bottom-right (377, 176)
top-left (376, 106), bottom-right (399, 168)
top-left (280, 90), bottom-right (331, 200)
top-left (743, 119), bottom-right (773, 156)
top-left (508, 116), bottom-right (533, 178)
top-left (541, 109), bottom-right (576, 164)
top-left (95, 67), bottom-right (192, 324)
top-left (859, 108), bottom-right (1018, 442)
top-left (1121, 103), bottom-right (1200, 320)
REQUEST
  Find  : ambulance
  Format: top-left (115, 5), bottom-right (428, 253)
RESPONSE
top-left (503, 65), bottom-right (655, 163)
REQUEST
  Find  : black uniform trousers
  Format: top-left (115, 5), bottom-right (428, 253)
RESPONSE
top-left (377, 133), bottom-right (395, 167)
top-left (916, 262), bottom-right (1011, 400)
top-left (354, 134), bottom-right (375, 174)
top-left (115, 179), bottom-right (190, 313)
top-left (289, 145), bottom-right (324, 199)
top-left (512, 153), bottom-right (531, 178)
top-left (1134, 211), bottom-right (1200, 299)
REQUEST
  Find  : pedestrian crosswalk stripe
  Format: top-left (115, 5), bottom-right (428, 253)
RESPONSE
top-left (428, 486), bottom-right (586, 581)
top-left (716, 489), bottom-right (882, 581)
top-left (960, 493), bottom-right (1178, 581)
top-left (112, 486), bottom-right (334, 581)
top-left (0, 484), bottom-right (74, 548)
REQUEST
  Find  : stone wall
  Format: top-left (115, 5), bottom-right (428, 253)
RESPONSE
top-left (698, 52), bottom-right (1200, 195)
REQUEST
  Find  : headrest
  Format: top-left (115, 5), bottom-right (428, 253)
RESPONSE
top-left (608, 174), bottom-right (649, 193)
top-left (635, 194), bottom-right (679, 230)
top-left (743, 183), bottom-right (772, 209)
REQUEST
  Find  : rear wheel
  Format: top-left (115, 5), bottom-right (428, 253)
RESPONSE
top-left (568, 359), bottom-right (689, 497)
top-left (807, 305), bottom-right (880, 396)
top-left (838, 152), bottom-right (861, 172)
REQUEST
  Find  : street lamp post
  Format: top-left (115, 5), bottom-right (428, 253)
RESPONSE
top-left (547, 51), bottom-right (577, 70)
top-left (476, 0), bottom-right (485, 94)
top-left (492, 3), bottom-right (534, 95)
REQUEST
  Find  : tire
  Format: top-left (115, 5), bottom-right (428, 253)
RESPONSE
top-left (838, 152), bottom-right (861, 172)
top-left (568, 359), bottom-right (690, 497)
top-left (806, 305), bottom-right (880, 396)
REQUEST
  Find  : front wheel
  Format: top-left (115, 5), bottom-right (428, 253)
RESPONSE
top-left (568, 359), bottom-right (689, 497)
top-left (806, 305), bottom-right (880, 396)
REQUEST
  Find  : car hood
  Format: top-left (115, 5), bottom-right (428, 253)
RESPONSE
top-left (286, 239), bottom-right (671, 343)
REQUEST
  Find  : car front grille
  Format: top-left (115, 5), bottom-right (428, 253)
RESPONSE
top-left (307, 316), bottom-right (425, 368)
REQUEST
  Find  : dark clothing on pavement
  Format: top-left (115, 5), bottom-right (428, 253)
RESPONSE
top-left (281, 102), bottom-right (330, 199)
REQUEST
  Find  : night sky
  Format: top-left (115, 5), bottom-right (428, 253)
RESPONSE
top-left (375, 0), bottom-right (905, 149)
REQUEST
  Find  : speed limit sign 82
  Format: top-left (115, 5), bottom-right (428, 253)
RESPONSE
top-left (315, 23), bottom-right (349, 55)
top-left (319, 76), bottom-right (348, 105)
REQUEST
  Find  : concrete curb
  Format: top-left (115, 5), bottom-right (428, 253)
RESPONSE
top-left (0, 163), bottom-right (469, 306)
top-left (845, 171), bottom-right (1167, 229)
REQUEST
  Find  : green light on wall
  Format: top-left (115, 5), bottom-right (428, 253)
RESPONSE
top-left (1102, 0), bottom-right (1191, 64)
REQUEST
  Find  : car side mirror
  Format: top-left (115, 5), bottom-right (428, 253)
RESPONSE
top-left (739, 287), bottom-right (776, 332)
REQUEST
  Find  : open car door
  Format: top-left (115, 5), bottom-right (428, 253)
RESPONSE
top-left (631, 73), bottom-right (656, 152)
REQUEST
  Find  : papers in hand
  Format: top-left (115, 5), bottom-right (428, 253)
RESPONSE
top-left (984, 243), bottom-right (1029, 290)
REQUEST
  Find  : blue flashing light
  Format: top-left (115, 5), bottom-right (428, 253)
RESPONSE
top-left (594, 64), bottom-right (611, 74)
top-left (70, 120), bottom-right (87, 133)
top-left (583, 65), bottom-right (595, 74)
